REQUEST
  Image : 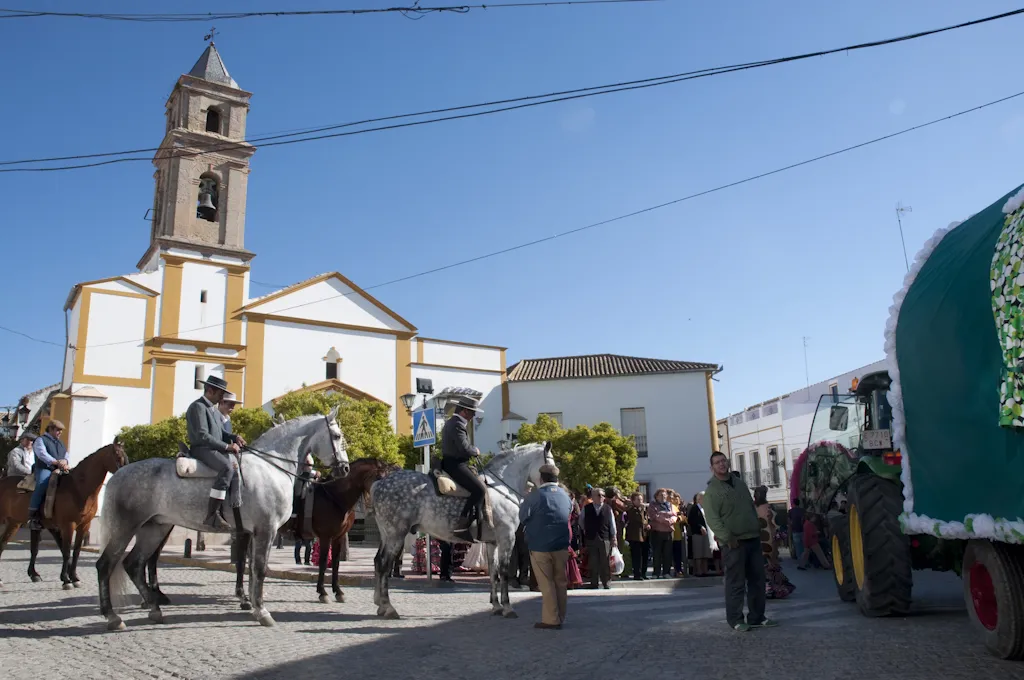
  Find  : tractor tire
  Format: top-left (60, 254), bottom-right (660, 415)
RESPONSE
top-left (829, 514), bottom-right (856, 603)
top-left (963, 539), bottom-right (1024, 660)
top-left (847, 473), bottom-right (912, 617)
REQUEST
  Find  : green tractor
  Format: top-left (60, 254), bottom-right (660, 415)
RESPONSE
top-left (798, 371), bottom-right (962, 617)
top-left (797, 181), bottom-right (1024, 660)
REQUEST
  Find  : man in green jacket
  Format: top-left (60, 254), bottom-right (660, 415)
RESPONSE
top-left (703, 451), bottom-right (777, 632)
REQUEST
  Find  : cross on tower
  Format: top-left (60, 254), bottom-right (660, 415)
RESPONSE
top-left (203, 26), bottom-right (218, 44)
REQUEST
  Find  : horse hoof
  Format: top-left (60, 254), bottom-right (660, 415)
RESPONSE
top-left (157, 593), bottom-right (171, 606)
top-left (502, 610), bottom-right (518, 619)
top-left (383, 609), bottom-right (400, 620)
top-left (30, 575), bottom-right (42, 583)
top-left (240, 600), bottom-right (252, 611)
top-left (334, 591), bottom-right (345, 604)
top-left (106, 617), bottom-right (126, 632)
top-left (492, 608), bottom-right (503, 616)
top-left (148, 610), bottom-right (164, 624)
top-left (72, 581), bottom-right (81, 589)
top-left (318, 593), bottom-right (329, 604)
top-left (257, 612), bottom-right (275, 627)
top-left (62, 583), bottom-right (73, 591)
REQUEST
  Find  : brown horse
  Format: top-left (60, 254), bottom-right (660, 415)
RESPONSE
top-left (0, 441), bottom-right (127, 588)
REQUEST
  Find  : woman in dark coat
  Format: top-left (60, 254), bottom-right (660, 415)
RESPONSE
top-left (687, 493), bottom-right (711, 577)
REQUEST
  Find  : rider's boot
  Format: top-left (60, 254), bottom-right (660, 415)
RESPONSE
top-left (27, 508), bottom-right (43, 531)
top-left (202, 498), bottom-right (231, 531)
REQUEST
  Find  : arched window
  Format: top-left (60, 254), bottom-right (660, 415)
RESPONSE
top-left (206, 108), bottom-right (221, 133)
top-left (197, 174), bottom-right (219, 222)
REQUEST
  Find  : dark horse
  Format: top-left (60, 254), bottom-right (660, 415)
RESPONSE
top-left (0, 442), bottom-right (127, 588)
top-left (136, 457), bottom-right (397, 608)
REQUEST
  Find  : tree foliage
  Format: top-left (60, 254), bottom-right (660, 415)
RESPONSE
top-left (517, 414), bottom-right (638, 494)
top-left (229, 406), bottom-right (274, 444)
top-left (118, 416), bottom-right (188, 463)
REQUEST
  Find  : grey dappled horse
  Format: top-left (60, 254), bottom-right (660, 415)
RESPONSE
top-left (95, 409), bottom-right (350, 631)
top-left (370, 441), bottom-right (554, 619)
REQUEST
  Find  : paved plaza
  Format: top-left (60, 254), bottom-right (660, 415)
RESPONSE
top-left (0, 542), bottom-right (1020, 680)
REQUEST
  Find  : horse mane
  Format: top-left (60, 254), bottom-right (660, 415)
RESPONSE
top-left (486, 441), bottom-right (548, 474)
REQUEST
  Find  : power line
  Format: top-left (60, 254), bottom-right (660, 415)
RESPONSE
top-left (5, 87), bottom-right (1020, 351)
top-left (0, 1), bottom-right (654, 22)
top-left (3, 6), bottom-right (1023, 172)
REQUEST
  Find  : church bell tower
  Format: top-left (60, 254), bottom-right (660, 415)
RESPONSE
top-left (141, 43), bottom-right (256, 266)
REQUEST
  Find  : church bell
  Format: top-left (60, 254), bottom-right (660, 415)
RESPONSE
top-left (197, 191), bottom-right (217, 221)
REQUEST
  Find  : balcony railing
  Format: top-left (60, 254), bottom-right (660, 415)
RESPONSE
top-left (631, 434), bottom-right (648, 457)
top-left (743, 469), bottom-right (785, 489)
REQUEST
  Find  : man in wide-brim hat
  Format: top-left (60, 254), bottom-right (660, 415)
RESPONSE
top-left (440, 395), bottom-right (487, 541)
top-left (186, 375), bottom-right (246, 530)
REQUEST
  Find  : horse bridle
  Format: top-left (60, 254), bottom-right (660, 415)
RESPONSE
top-left (243, 415), bottom-right (348, 481)
top-left (481, 442), bottom-right (555, 504)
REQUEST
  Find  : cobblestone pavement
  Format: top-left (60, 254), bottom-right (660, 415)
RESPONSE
top-left (1, 543), bottom-right (1020, 680)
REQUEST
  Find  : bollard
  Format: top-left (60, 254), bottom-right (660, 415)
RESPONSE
top-left (184, 538), bottom-right (192, 558)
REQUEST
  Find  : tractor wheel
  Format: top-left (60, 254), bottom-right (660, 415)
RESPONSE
top-left (847, 473), bottom-right (912, 617)
top-left (963, 540), bottom-right (1024, 660)
top-left (829, 514), bottom-right (856, 603)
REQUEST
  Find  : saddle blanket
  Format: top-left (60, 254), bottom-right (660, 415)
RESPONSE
top-left (175, 456), bottom-right (219, 479)
top-left (16, 475), bottom-right (35, 492)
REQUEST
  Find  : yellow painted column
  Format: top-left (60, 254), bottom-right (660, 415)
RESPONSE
top-left (225, 365), bottom-right (245, 400)
top-left (396, 337), bottom-right (412, 435)
top-left (224, 270), bottom-right (245, 345)
top-left (49, 393), bottom-right (73, 447)
top-left (244, 317), bottom-right (265, 408)
top-left (159, 258), bottom-right (184, 338)
top-left (706, 371), bottom-right (720, 451)
top-left (500, 349), bottom-right (510, 417)
top-left (151, 358), bottom-right (177, 422)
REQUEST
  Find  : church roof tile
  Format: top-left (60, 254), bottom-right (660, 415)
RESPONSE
top-left (187, 44), bottom-right (239, 88)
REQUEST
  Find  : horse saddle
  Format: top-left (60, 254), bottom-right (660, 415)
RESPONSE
top-left (15, 474), bottom-right (35, 493)
top-left (430, 470), bottom-right (474, 498)
top-left (43, 471), bottom-right (63, 519)
top-left (174, 443), bottom-right (218, 479)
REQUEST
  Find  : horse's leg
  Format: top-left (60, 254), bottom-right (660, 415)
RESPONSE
top-left (374, 534), bottom-right (403, 620)
top-left (56, 524), bottom-right (75, 590)
top-left (0, 521), bottom-right (21, 587)
top-left (123, 523), bottom-right (174, 623)
top-left (70, 522), bottom-right (90, 586)
top-left (27, 528), bottom-right (43, 582)
top-left (234, 531), bottom-right (252, 610)
top-left (123, 542), bottom-right (151, 608)
top-left (149, 526), bottom-right (173, 606)
top-left (486, 543), bottom-right (501, 614)
top-left (316, 534), bottom-right (330, 603)
top-left (250, 530), bottom-right (275, 627)
top-left (496, 536), bottom-right (516, 618)
top-left (331, 537), bottom-right (344, 603)
top-left (97, 520), bottom-right (142, 632)
top-left (372, 544), bottom-right (384, 607)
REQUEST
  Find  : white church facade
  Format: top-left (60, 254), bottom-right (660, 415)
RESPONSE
top-left (53, 45), bottom-right (508, 464)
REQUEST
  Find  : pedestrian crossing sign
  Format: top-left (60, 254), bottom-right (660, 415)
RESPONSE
top-left (413, 407), bottom-right (436, 447)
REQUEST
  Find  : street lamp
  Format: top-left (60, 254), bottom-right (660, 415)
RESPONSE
top-left (400, 393), bottom-right (417, 413)
top-left (16, 404), bottom-right (29, 426)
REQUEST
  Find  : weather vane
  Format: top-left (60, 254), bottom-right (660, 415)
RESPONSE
top-left (203, 26), bottom-right (217, 44)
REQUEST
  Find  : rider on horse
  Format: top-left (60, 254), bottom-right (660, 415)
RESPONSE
top-left (440, 396), bottom-right (487, 541)
top-left (27, 421), bottom-right (70, 530)
top-left (186, 375), bottom-right (246, 531)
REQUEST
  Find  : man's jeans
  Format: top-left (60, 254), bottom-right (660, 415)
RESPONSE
top-left (791, 531), bottom-right (805, 561)
top-left (721, 537), bottom-right (767, 627)
top-left (28, 467), bottom-right (51, 511)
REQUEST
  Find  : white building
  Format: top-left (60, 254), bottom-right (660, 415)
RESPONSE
top-left (51, 45), bottom-right (507, 462)
top-left (506, 354), bottom-right (723, 500)
top-left (724, 359), bottom-right (888, 507)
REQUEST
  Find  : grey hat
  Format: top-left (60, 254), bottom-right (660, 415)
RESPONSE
top-left (19, 432), bottom-right (37, 441)
top-left (199, 375), bottom-right (229, 392)
top-left (451, 396), bottom-right (483, 414)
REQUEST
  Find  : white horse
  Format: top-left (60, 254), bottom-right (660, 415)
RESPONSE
top-left (370, 441), bottom-right (554, 619)
top-left (95, 408), bottom-right (349, 631)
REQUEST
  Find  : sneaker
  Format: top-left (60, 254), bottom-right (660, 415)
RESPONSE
top-left (751, 618), bottom-right (778, 629)
top-left (732, 622), bottom-right (751, 632)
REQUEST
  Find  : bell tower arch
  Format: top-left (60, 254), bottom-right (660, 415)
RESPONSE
top-left (142, 43), bottom-right (256, 267)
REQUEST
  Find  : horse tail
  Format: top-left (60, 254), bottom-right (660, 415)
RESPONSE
top-left (97, 477), bottom-right (135, 612)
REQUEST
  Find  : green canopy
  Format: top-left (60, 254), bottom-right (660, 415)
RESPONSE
top-left (889, 184), bottom-right (1024, 543)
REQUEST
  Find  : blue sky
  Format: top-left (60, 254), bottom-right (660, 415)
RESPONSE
top-left (2, 0), bottom-right (1023, 417)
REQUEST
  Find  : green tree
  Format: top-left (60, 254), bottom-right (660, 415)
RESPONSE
top-left (517, 414), bottom-right (638, 494)
top-left (118, 416), bottom-right (188, 463)
top-left (229, 406), bottom-right (274, 444)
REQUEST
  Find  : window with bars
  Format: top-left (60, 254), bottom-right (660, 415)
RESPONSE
top-left (620, 407), bottom-right (648, 457)
top-left (194, 365), bottom-right (205, 390)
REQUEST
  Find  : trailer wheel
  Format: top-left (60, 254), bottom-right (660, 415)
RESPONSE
top-left (847, 473), bottom-right (912, 616)
top-left (829, 514), bottom-right (856, 602)
top-left (963, 540), bottom-right (1024, 660)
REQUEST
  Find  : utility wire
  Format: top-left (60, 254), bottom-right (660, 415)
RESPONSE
top-left (3, 6), bottom-right (1023, 172)
top-left (0, 1), bottom-right (655, 21)
top-left (7, 87), bottom-right (1021, 351)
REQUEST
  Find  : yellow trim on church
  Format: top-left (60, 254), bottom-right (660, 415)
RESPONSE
top-left (72, 288), bottom-right (157, 389)
top-left (244, 316), bottom-right (265, 408)
top-left (396, 337), bottom-right (411, 435)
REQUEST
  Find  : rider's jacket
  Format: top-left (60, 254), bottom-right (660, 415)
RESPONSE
top-left (186, 396), bottom-right (237, 456)
top-left (33, 433), bottom-right (68, 472)
top-left (441, 414), bottom-right (477, 461)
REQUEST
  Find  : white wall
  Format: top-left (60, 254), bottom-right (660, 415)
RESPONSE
top-left (420, 341), bottom-right (502, 372)
top-left (409, 365), bottom-right (503, 453)
top-left (173, 359), bottom-right (227, 416)
top-left (62, 298), bottom-right (81, 391)
top-left (262, 319), bottom-right (397, 414)
top-left (249, 278), bottom-right (409, 332)
top-left (69, 396), bottom-right (108, 466)
top-left (83, 292), bottom-right (148, 379)
top-left (177, 262), bottom-right (229, 344)
top-left (509, 371), bottom-right (712, 500)
top-left (68, 383), bottom-right (153, 460)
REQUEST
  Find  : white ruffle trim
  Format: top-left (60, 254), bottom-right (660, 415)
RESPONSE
top-left (900, 512), bottom-right (1024, 543)
top-left (1004, 187), bottom-right (1024, 214)
top-left (884, 221), bottom-right (963, 517)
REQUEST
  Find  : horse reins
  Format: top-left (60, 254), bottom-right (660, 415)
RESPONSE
top-left (241, 415), bottom-right (348, 482)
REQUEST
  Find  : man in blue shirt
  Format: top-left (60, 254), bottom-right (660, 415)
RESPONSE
top-left (518, 463), bottom-right (571, 629)
top-left (28, 420), bottom-right (71, 530)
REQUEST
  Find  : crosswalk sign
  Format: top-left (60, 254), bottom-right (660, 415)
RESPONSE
top-left (413, 408), bottom-right (436, 447)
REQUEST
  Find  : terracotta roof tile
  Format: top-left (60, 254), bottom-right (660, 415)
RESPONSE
top-left (506, 354), bottom-right (719, 382)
